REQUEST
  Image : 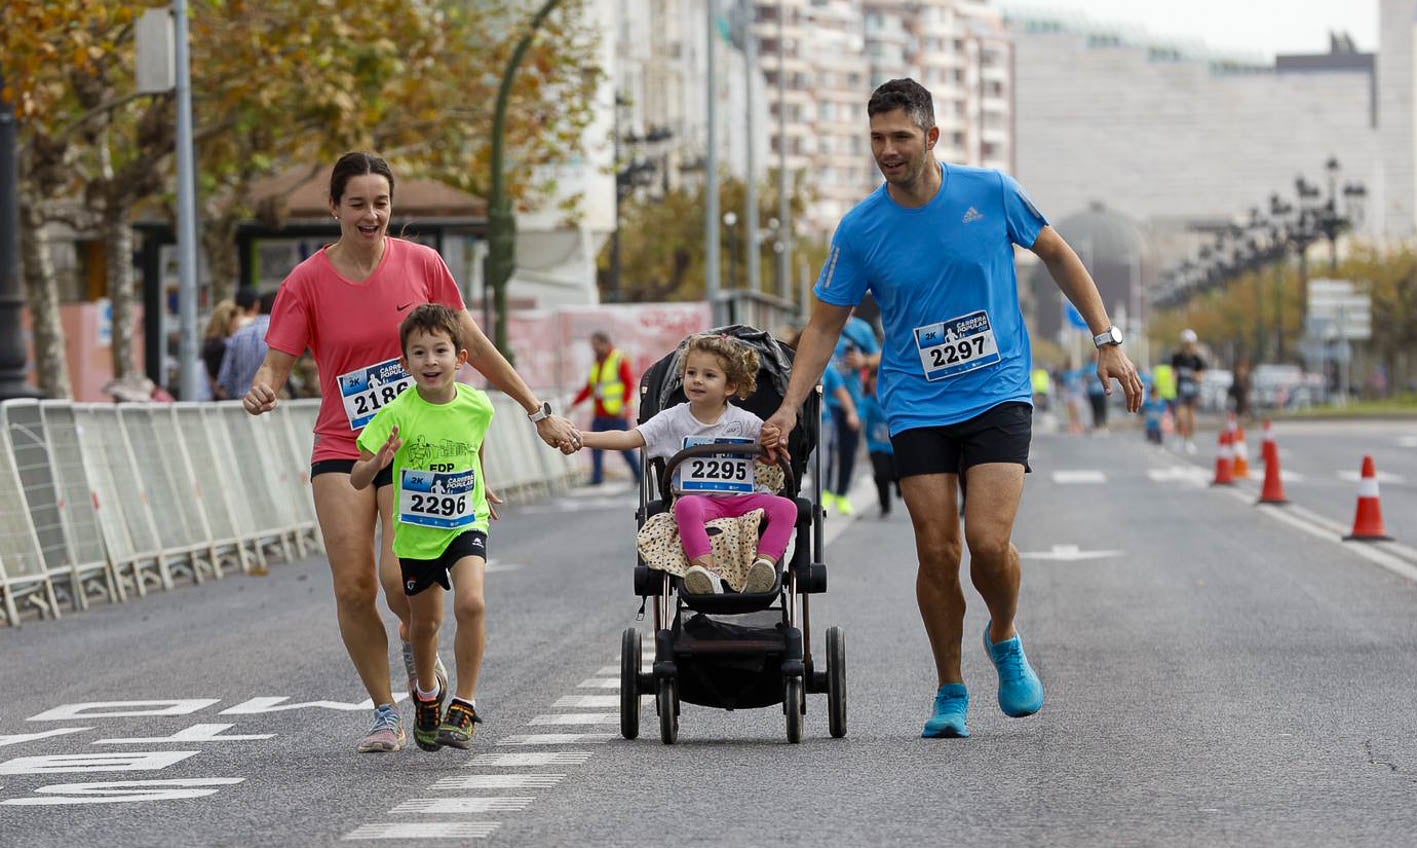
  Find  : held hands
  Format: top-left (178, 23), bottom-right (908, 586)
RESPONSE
top-left (535, 414), bottom-right (582, 454)
top-left (242, 381), bottom-right (278, 415)
top-left (1096, 346), bottom-right (1145, 414)
top-left (760, 407), bottom-right (795, 463)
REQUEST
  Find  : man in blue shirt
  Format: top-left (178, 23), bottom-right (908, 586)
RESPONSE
top-left (822, 310), bottom-right (879, 515)
top-left (763, 78), bottom-right (1142, 739)
top-left (217, 290), bottom-right (276, 400)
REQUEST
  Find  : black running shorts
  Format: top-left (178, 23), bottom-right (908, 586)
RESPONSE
top-left (310, 459), bottom-right (394, 489)
top-left (890, 401), bottom-right (1032, 479)
top-left (399, 530), bottom-right (488, 596)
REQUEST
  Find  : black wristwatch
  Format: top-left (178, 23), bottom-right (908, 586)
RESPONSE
top-left (528, 401), bottom-right (552, 422)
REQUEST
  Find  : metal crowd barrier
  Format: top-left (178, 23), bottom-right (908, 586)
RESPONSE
top-left (0, 392), bottom-right (585, 627)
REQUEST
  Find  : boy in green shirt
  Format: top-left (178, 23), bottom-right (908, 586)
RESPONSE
top-left (352, 304), bottom-right (498, 751)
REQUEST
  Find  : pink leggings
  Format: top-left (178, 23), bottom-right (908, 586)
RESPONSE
top-left (673, 493), bottom-right (799, 562)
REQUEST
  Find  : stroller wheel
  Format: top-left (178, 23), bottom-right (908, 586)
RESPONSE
top-left (656, 676), bottom-right (679, 745)
top-left (826, 626), bottom-right (846, 739)
top-left (620, 628), bottom-right (641, 740)
top-left (784, 675), bottom-right (805, 744)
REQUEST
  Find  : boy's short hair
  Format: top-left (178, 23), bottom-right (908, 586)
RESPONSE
top-left (399, 303), bottom-right (463, 355)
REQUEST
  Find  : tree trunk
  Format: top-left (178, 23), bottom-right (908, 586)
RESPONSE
top-left (201, 209), bottom-right (241, 303)
top-left (106, 207), bottom-right (137, 382)
top-left (18, 200), bottom-right (72, 399)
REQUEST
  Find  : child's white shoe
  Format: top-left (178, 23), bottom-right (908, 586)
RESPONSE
top-left (743, 558), bottom-right (777, 594)
top-left (683, 565), bottom-right (717, 595)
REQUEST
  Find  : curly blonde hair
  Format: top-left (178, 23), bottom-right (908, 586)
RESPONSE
top-left (682, 333), bottom-right (759, 399)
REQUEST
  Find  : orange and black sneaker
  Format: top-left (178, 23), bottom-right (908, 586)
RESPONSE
top-left (412, 685), bottom-right (446, 752)
top-left (437, 699), bottom-right (482, 749)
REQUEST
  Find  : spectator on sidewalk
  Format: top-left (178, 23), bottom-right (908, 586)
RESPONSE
top-left (570, 330), bottom-right (642, 485)
top-left (218, 290), bottom-right (276, 400)
top-left (202, 299), bottom-right (241, 399)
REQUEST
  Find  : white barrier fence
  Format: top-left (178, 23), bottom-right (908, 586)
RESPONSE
top-left (0, 394), bottom-right (585, 627)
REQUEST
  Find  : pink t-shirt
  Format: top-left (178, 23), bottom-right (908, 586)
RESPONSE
top-left (265, 237), bottom-right (466, 463)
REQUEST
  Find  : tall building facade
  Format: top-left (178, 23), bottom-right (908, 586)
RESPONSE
top-left (1379, 0), bottom-right (1417, 239)
top-left (1003, 6), bottom-right (1407, 340)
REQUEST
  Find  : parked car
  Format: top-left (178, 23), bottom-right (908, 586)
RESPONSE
top-left (1251, 364), bottom-right (1324, 410)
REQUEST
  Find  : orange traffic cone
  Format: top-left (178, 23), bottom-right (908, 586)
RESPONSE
top-left (1211, 429), bottom-right (1235, 486)
top-left (1260, 419), bottom-right (1278, 467)
top-left (1344, 455), bottom-right (1393, 541)
top-left (1256, 434), bottom-right (1289, 505)
top-left (1232, 423), bottom-right (1250, 479)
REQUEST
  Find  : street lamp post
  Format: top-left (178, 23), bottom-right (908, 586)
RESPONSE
top-left (0, 71), bottom-right (38, 401)
top-left (723, 211), bottom-right (739, 292)
top-left (484, 0), bottom-right (564, 355)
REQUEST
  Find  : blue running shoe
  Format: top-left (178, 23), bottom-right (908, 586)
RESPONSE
top-left (983, 621), bottom-right (1044, 717)
top-left (921, 683), bottom-right (970, 738)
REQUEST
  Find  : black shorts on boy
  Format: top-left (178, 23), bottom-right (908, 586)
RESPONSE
top-left (399, 530), bottom-right (488, 596)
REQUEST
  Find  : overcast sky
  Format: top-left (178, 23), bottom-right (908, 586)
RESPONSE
top-left (1000, 0), bottom-right (1381, 61)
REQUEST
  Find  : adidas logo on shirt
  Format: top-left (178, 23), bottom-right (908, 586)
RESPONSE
top-left (962, 207), bottom-right (985, 224)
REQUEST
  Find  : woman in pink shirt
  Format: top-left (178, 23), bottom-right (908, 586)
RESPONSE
top-left (242, 151), bottom-right (580, 753)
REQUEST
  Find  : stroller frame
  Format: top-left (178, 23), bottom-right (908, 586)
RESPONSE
top-left (618, 325), bottom-right (847, 744)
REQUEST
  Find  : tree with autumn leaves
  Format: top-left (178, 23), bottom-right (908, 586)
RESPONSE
top-left (1150, 244), bottom-right (1417, 398)
top-left (3, 0), bottom-right (601, 398)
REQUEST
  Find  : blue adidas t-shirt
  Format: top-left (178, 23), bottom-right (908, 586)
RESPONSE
top-left (814, 163), bottom-right (1048, 434)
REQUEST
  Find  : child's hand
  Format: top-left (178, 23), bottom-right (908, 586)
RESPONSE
top-left (486, 488), bottom-right (503, 521)
top-left (374, 426), bottom-right (402, 469)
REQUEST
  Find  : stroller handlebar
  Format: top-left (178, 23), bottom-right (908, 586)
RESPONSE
top-left (658, 443), bottom-right (796, 504)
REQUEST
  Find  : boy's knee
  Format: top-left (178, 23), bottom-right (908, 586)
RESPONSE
top-left (408, 612), bottom-right (441, 642)
top-left (454, 592), bottom-right (486, 623)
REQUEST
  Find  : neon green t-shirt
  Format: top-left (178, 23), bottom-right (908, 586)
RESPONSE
top-left (357, 383), bottom-right (495, 560)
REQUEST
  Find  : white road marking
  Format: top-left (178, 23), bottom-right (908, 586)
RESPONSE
top-left (576, 678), bottom-right (620, 689)
top-left (594, 665), bottom-right (650, 676)
top-left (0, 728), bottom-right (92, 748)
top-left (469, 752), bottom-right (592, 767)
top-left (496, 733), bottom-right (614, 746)
top-left (1052, 470), bottom-right (1107, 484)
top-left (1397, 436), bottom-right (1417, 448)
top-left (528, 714), bottom-right (619, 726)
top-left (431, 775), bottom-right (565, 790)
top-left (552, 695), bottom-right (620, 709)
top-left (1019, 544), bottom-right (1124, 562)
top-left (0, 778), bottom-right (244, 806)
top-left (1217, 485), bottom-right (1417, 582)
top-left (389, 798), bottom-right (533, 814)
top-left (343, 823), bottom-right (499, 840)
top-left (1147, 466), bottom-right (1211, 485)
top-left (95, 724), bottom-right (273, 744)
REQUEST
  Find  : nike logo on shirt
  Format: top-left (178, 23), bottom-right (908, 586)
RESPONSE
top-left (397, 303), bottom-right (413, 311)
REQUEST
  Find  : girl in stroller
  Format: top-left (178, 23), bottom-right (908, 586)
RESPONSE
top-left (578, 333), bottom-right (798, 594)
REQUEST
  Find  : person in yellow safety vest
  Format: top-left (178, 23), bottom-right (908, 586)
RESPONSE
top-left (1152, 362), bottom-right (1177, 414)
top-left (571, 331), bottom-right (642, 485)
top-left (1030, 366), bottom-right (1051, 412)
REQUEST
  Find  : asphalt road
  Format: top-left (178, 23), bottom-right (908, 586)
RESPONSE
top-left (3, 422), bottom-right (1417, 847)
